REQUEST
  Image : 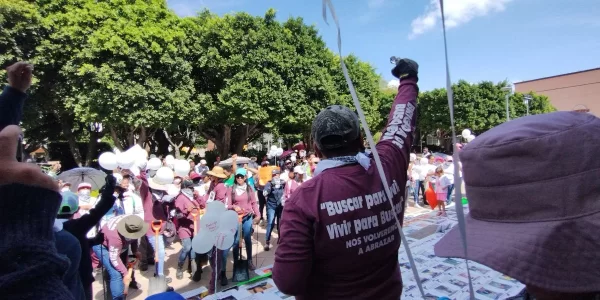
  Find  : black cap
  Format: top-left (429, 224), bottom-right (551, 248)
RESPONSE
top-left (311, 105), bottom-right (360, 150)
top-left (181, 180), bottom-right (196, 190)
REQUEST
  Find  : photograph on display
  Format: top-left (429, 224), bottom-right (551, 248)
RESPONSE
top-left (434, 285), bottom-right (456, 296)
top-left (246, 282), bottom-right (274, 294)
top-left (399, 206), bottom-right (525, 299)
top-left (468, 265), bottom-right (491, 274)
top-left (488, 281), bottom-right (512, 291)
top-left (499, 275), bottom-right (520, 283)
top-left (476, 287), bottom-right (503, 299)
top-left (432, 264), bottom-right (452, 272)
top-left (448, 278), bottom-right (468, 288)
top-left (442, 258), bottom-right (461, 266)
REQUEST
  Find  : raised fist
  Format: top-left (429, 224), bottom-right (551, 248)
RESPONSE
top-left (6, 62), bottom-right (33, 93)
top-left (390, 57), bottom-right (418, 81)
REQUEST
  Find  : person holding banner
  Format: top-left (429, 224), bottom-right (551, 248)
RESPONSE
top-left (273, 58), bottom-right (418, 300)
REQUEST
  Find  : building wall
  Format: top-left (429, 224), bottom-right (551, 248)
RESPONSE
top-left (514, 68), bottom-right (600, 116)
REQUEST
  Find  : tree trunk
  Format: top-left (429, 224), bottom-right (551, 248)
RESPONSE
top-left (138, 126), bottom-right (147, 147)
top-left (163, 129), bottom-right (182, 158)
top-left (58, 115), bottom-right (83, 167)
top-left (127, 127), bottom-right (135, 149)
top-left (84, 130), bottom-right (99, 166)
top-left (231, 125), bottom-right (251, 155)
top-left (109, 126), bottom-right (125, 151)
top-left (218, 125), bottom-right (231, 158)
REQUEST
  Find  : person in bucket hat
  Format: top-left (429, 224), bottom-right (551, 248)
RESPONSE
top-left (435, 111), bottom-right (600, 299)
top-left (93, 215), bottom-right (147, 299)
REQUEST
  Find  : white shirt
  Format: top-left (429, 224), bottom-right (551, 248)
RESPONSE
top-left (122, 192), bottom-right (144, 219)
top-left (78, 196), bottom-right (98, 216)
top-left (195, 181), bottom-right (211, 197)
top-left (281, 170), bottom-right (291, 182)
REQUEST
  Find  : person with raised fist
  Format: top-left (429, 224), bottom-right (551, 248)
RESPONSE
top-left (273, 58), bottom-right (419, 300)
top-left (0, 125), bottom-right (74, 299)
top-left (0, 62), bottom-right (33, 131)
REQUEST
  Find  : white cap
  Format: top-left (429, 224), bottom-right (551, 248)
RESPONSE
top-left (409, 153), bottom-right (417, 162)
top-left (112, 173), bottom-right (123, 184)
top-left (200, 159), bottom-right (207, 165)
top-left (293, 166), bottom-right (305, 174)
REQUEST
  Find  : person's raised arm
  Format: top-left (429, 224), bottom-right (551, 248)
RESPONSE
top-left (68, 174), bottom-right (117, 234)
top-left (231, 154), bottom-right (238, 174)
top-left (0, 125), bottom-right (74, 299)
top-left (0, 62), bottom-right (32, 131)
top-left (378, 58), bottom-right (419, 160)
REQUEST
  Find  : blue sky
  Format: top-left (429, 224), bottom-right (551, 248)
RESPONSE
top-left (168, 0), bottom-right (600, 91)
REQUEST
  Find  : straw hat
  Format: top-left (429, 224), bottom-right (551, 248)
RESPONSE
top-left (148, 177), bottom-right (168, 191)
top-left (206, 166), bottom-right (227, 179)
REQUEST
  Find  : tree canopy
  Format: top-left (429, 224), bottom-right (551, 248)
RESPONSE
top-left (1, 0), bottom-right (556, 165)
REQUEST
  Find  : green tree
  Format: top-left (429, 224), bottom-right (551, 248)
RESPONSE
top-left (183, 9), bottom-right (341, 157)
top-left (329, 54), bottom-right (383, 133)
top-left (64, 0), bottom-right (199, 155)
top-left (417, 80), bottom-right (555, 150)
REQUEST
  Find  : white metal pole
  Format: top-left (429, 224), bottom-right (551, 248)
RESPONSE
top-left (505, 94), bottom-right (510, 121)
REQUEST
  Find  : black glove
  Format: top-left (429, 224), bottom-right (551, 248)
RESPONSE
top-left (390, 57), bottom-right (419, 81)
top-left (102, 173), bottom-right (116, 198)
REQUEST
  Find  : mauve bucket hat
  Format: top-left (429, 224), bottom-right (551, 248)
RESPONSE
top-left (435, 111), bottom-right (600, 293)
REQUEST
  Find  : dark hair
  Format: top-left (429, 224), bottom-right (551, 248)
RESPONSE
top-left (319, 135), bottom-right (364, 158)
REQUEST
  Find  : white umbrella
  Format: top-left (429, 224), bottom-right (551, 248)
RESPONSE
top-left (218, 156), bottom-right (252, 167)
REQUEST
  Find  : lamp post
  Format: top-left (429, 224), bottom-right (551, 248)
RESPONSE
top-left (501, 84), bottom-right (515, 122)
top-left (523, 95), bottom-right (533, 116)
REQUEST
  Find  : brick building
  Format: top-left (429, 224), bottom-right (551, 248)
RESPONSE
top-left (514, 68), bottom-right (599, 116)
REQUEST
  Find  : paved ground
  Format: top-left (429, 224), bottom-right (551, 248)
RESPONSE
top-left (92, 204), bottom-right (430, 299)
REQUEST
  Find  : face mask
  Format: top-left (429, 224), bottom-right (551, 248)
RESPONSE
top-left (151, 191), bottom-right (165, 201)
top-left (79, 189), bottom-right (91, 196)
top-left (61, 187), bottom-right (70, 192)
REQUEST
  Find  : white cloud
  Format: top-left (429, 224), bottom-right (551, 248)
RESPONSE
top-left (409, 0), bottom-right (512, 39)
top-left (387, 79), bottom-right (400, 89)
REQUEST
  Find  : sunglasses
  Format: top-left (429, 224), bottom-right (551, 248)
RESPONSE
top-left (235, 175), bottom-right (246, 179)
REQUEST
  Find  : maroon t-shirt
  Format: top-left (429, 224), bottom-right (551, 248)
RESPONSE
top-left (173, 193), bottom-right (201, 239)
top-left (100, 215), bottom-right (129, 275)
top-left (138, 171), bottom-right (167, 236)
top-left (273, 78), bottom-right (417, 300)
top-left (226, 186), bottom-right (260, 217)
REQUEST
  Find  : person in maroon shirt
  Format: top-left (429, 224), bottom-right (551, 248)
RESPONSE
top-left (174, 180), bottom-right (205, 281)
top-left (204, 165), bottom-right (230, 291)
top-left (92, 215), bottom-right (147, 300)
top-left (226, 168), bottom-right (261, 271)
top-left (137, 170), bottom-right (172, 284)
top-left (273, 58), bottom-right (418, 300)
